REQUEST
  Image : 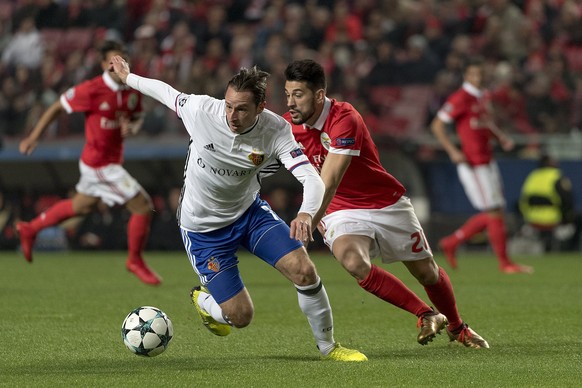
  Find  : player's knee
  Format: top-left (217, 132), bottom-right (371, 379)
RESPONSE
top-left (338, 251), bottom-right (370, 281)
top-left (292, 260), bottom-right (318, 286)
top-left (227, 307), bottom-right (254, 328)
top-left (412, 258), bottom-right (440, 285)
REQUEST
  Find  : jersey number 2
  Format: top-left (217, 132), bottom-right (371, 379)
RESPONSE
top-left (411, 231), bottom-right (428, 253)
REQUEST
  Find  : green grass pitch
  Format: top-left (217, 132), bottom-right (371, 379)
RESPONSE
top-left (1, 250), bottom-right (581, 387)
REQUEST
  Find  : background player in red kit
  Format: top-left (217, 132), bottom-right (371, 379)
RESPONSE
top-left (431, 58), bottom-right (533, 274)
top-left (283, 59), bottom-right (488, 349)
top-left (17, 41), bottom-right (161, 285)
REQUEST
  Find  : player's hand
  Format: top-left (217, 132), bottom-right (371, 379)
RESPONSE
top-left (448, 148), bottom-right (466, 164)
top-left (290, 212), bottom-right (314, 244)
top-left (109, 55), bottom-right (130, 84)
top-left (119, 114), bottom-right (138, 137)
top-left (499, 135), bottom-right (514, 152)
top-left (19, 137), bottom-right (38, 155)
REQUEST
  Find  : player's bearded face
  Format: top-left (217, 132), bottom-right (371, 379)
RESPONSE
top-left (224, 87), bottom-right (265, 134)
top-left (284, 81), bottom-right (317, 125)
top-left (464, 66), bottom-right (484, 89)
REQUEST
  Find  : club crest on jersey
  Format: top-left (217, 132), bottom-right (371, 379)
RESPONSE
top-left (248, 151), bottom-right (265, 166)
top-left (207, 257), bottom-right (220, 272)
top-left (127, 93), bottom-right (138, 110)
top-left (320, 132), bottom-right (331, 150)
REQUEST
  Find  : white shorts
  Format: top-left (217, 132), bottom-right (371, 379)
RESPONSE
top-left (457, 161), bottom-right (505, 211)
top-left (75, 160), bottom-right (142, 206)
top-left (320, 196), bottom-right (432, 264)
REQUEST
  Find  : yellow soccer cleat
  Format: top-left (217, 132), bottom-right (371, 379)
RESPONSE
top-left (321, 343), bottom-right (368, 362)
top-left (190, 286), bottom-right (231, 337)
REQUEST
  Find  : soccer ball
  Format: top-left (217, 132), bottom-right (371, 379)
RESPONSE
top-left (121, 306), bottom-right (173, 357)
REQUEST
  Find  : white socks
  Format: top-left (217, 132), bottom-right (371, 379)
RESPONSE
top-left (295, 277), bottom-right (335, 355)
top-left (197, 290), bottom-right (229, 324)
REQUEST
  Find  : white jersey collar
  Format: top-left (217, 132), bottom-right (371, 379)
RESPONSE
top-left (102, 71), bottom-right (128, 92)
top-left (462, 82), bottom-right (483, 98)
top-left (305, 97), bottom-right (331, 131)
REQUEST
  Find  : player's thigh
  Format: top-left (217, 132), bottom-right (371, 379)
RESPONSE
top-left (274, 247), bottom-right (318, 286)
top-left (331, 234), bottom-right (374, 280)
top-left (125, 189), bottom-right (153, 214)
top-left (180, 227), bottom-right (244, 304)
top-left (71, 192), bottom-right (100, 215)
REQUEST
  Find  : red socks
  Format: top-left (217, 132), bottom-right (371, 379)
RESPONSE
top-left (127, 213), bottom-right (151, 263)
top-left (29, 199), bottom-right (75, 233)
top-left (487, 215), bottom-right (512, 266)
top-left (424, 267), bottom-right (463, 330)
top-left (451, 212), bottom-right (489, 245)
top-left (359, 264), bottom-right (432, 317)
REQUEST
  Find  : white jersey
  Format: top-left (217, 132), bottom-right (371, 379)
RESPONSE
top-left (126, 73), bottom-right (323, 232)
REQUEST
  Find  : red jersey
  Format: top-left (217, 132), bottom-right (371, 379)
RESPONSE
top-left (60, 72), bottom-right (142, 167)
top-left (437, 82), bottom-right (494, 166)
top-left (284, 98), bottom-right (405, 214)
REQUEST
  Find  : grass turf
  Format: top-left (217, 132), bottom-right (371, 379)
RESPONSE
top-left (1, 250), bottom-right (581, 387)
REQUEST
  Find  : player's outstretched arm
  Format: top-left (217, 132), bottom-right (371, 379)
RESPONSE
top-left (109, 55), bottom-right (181, 113)
top-left (288, 162), bottom-right (325, 243)
top-left (19, 99), bottom-right (64, 155)
top-left (430, 116), bottom-right (466, 164)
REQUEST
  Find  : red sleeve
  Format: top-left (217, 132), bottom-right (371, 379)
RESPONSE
top-left (446, 93), bottom-right (466, 121)
top-left (62, 80), bottom-right (92, 113)
top-left (328, 107), bottom-right (363, 153)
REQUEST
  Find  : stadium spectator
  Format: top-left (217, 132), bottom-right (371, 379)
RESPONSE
top-left (431, 58), bottom-right (534, 274)
top-left (109, 54), bottom-right (367, 361)
top-left (519, 154), bottom-right (576, 251)
top-left (16, 41), bottom-right (161, 286)
top-left (1, 15), bottom-right (43, 70)
top-left (283, 59), bottom-right (489, 349)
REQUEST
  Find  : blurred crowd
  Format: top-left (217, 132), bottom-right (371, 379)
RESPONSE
top-left (2, 0), bottom-right (582, 251)
top-left (1, 0), bottom-right (582, 145)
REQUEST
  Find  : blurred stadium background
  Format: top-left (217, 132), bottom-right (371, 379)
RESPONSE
top-left (0, 0), bottom-right (581, 253)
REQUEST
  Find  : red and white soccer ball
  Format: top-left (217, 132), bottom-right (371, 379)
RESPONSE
top-left (121, 306), bottom-right (173, 357)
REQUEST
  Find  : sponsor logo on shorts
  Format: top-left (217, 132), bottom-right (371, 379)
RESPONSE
top-left (207, 257), bottom-right (220, 272)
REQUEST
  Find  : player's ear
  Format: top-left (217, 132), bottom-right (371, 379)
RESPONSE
top-left (316, 89), bottom-right (325, 104)
top-left (257, 100), bottom-right (266, 114)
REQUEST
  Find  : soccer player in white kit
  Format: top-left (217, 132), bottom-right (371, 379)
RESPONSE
top-left (283, 59), bottom-right (488, 349)
top-left (108, 55), bottom-right (366, 361)
top-left (431, 58), bottom-right (533, 274)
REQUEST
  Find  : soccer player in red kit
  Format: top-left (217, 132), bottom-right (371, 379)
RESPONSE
top-left (17, 41), bottom-right (161, 285)
top-left (431, 58), bottom-right (533, 274)
top-left (283, 59), bottom-right (489, 348)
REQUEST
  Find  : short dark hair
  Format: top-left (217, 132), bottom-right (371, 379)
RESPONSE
top-left (462, 56), bottom-right (484, 73)
top-left (284, 59), bottom-right (326, 92)
top-left (227, 66), bottom-right (269, 106)
top-left (99, 40), bottom-right (127, 61)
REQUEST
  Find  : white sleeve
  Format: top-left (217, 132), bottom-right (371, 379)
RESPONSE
top-left (289, 162), bottom-right (325, 217)
top-left (126, 73), bottom-right (181, 112)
